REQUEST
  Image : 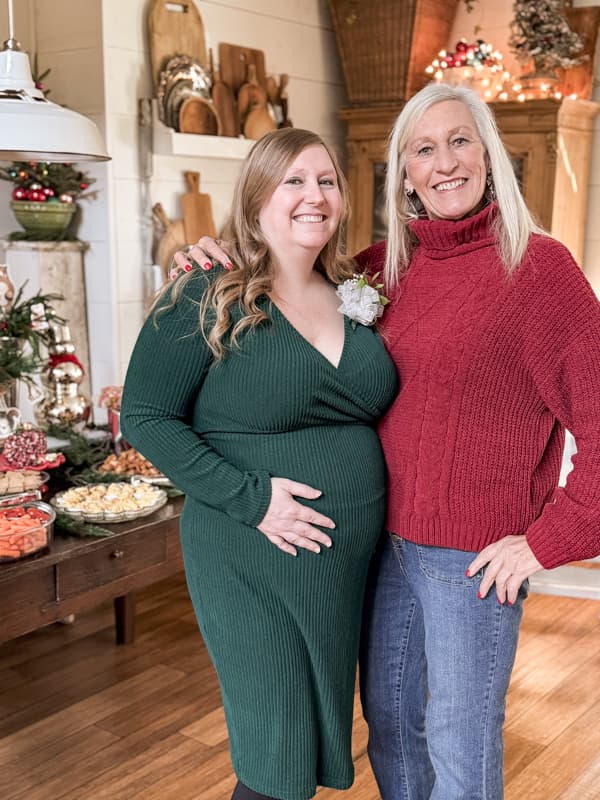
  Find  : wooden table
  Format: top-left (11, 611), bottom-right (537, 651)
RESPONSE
top-left (0, 496), bottom-right (184, 645)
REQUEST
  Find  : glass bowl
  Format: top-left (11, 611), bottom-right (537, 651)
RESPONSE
top-left (0, 500), bottom-right (55, 562)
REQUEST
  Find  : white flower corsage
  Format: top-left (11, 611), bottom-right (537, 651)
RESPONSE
top-left (336, 272), bottom-right (389, 327)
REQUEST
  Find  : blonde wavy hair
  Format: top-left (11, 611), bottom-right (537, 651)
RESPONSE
top-left (384, 83), bottom-right (545, 288)
top-left (159, 128), bottom-right (354, 358)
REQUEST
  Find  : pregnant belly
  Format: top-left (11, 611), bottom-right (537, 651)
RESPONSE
top-left (204, 424), bottom-right (386, 517)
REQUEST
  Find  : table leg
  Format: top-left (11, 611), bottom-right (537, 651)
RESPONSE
top-left (114, 593), bottom-right (136, 644)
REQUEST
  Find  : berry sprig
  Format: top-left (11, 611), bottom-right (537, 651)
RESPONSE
top-left (0, 161), bottom-right (95, 205)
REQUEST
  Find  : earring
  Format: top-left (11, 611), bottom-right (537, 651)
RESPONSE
top-left (486, 171), bottom-right (496, 202)
top-left (405, 187), bottom-right (424, 216)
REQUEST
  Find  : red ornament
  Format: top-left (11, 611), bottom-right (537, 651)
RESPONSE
top-left (11, 187), bottom-right (27, 201)
top-left (42, 187), bottom-right (55, 197)
top-left (18, 170), bottom-right (28, 180)
top-left (28, 189), bottom-right (47, 202)
top-left (79, 182), bottom-right (88, 190)
top-left (455, 40), bottom-right (468, 53)
top-left (59, 193), bottom-right (74, 204)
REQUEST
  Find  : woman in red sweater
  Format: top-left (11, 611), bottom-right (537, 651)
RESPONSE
top-left (354, 83), bottom-right (600, 800)
top-left (172, 84), bottom-right (600, 799)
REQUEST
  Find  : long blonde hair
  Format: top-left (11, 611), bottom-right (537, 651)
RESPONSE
top-left (384, 83), bottom-right (545, 287)
top-left (161, 128), bottom-right (354, 358)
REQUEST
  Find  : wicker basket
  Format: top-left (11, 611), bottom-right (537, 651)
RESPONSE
top-left (328, 0), bottom-right (460, 104)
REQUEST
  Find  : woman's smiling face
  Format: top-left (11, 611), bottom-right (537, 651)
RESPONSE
top-left (404, 99), bottom-right (488, 221)
top-left (258, 144), bottom-right (342, 260)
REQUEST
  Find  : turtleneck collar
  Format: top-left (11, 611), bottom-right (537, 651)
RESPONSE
top-left (409, 202), bottom-right (498, 257)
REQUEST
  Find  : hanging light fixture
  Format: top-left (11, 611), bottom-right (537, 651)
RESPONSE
top-left (0, 0), bottom-right (109, 162)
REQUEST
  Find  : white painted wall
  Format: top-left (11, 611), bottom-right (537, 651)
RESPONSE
top-left (34, 0), bottom-right (115, 402)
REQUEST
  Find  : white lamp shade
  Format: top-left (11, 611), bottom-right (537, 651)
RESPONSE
top-left (0, 49), bottom-right (110, 163)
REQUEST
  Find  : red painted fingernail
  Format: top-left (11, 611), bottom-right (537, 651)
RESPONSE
top-left (497, 598), bottom-right (503, 605)
top-left (507, 600), bottom-right (513, 606)
top-left (169, 270), bottom-right (178, 280)
top-left (183, 263), bottom-right (192, 272)
top-left (225, 261), bottom-right (233, 271)
top-left (203, 261), bottom-right (212, 270)
top-left (477, 591), bottom-right (483, 599)
top-left (465, 570), bottom-right (471, 577)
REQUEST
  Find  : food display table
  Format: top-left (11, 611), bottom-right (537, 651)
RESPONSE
top-left (0, 496), bottom-right (184, 646)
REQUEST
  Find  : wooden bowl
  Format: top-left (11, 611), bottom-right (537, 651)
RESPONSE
top-left (243, 105), bottom-right (276, 140)
top-left (178, 97), bottom-right (221, 135)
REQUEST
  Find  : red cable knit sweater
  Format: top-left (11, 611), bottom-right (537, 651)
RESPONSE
top-left (355, 204), bottom-right (600, 570)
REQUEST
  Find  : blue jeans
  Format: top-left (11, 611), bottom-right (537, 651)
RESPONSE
top-left (359, 533), bottom-right (528, 800)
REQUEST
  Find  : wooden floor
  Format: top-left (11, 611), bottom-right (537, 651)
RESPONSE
top-left (1, 574), bottom-right (599, 800)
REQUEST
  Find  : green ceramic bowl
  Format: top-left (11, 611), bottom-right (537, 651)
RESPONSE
top-left (10, 201), bottom-right (76, 238)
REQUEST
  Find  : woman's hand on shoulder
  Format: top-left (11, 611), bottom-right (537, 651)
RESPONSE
top-left (257, 477), bottom-right (335, 556)
top-left (467, 535), bottom-right (543, 605)
top-left (170, 237), bottom-right (234, 280)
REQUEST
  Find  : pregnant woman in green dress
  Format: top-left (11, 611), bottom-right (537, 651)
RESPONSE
top-left (120, 129), bottom-right (397, 800)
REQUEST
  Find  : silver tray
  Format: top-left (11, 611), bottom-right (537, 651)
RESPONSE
top-left (130, 474), bottom-right (172, 487)
top-left (92, 460), bottom-right (171, 487)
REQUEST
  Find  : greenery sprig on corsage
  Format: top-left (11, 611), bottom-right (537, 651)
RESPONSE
top-left (336, 273), bottom-right (389, 328)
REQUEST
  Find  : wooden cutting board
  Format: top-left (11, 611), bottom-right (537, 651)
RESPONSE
top-left (218, 43), bottom-right (267, 96)
top-left (181, 171), bottom-right (217, 245)
top-left (154, 203), bottom-right (188, 279)
top-left (149, 0), bottom-right (208, 93)
top-left (212, 67), bottom-right (239, 137)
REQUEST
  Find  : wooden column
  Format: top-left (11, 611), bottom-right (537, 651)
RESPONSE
top-left (552, 98), bottom-right (600, 264)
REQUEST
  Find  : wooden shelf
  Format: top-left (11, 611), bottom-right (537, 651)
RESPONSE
top-left (151, 100), bottom-right (253, 160)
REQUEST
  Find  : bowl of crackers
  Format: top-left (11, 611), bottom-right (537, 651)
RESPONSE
top-left (0, 469), bottom-right (49, 496)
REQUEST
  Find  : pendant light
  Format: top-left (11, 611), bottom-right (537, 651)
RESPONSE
top-left (0, 0), bottom-right (109, 162)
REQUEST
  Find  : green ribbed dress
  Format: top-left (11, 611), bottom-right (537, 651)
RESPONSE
top-left (120, 272), bottom-right (398, 800)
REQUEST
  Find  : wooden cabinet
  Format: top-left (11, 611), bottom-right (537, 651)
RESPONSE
top-left (340, 98), bottom-right (599, 264)
top-left (340, 104), bottom-right (399, 256)
top-left (0, 497), bottom-right (184, 645)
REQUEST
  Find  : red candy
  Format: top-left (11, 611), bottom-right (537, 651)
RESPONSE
top-left (2, 427), bottom-right (48, 469)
